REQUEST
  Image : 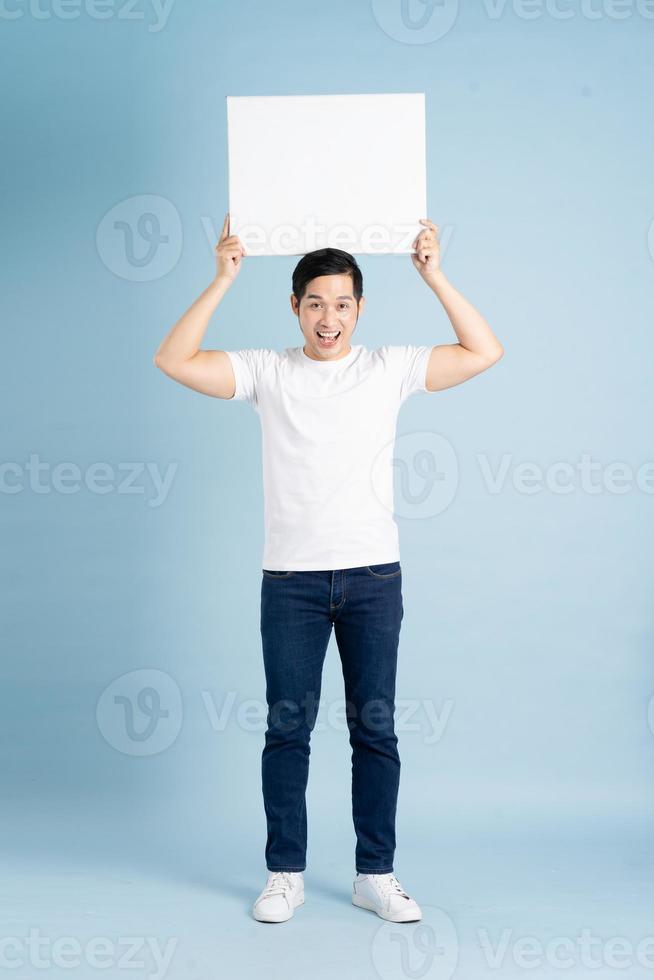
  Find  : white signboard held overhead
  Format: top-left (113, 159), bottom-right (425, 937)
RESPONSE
top-left (226, 92), bottom-right (427, 257)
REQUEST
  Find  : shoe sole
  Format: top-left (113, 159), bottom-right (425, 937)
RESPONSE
top-left (252, 894), bottom-right (305, 923)
top-left (352, 893), bottom-right (422, 922)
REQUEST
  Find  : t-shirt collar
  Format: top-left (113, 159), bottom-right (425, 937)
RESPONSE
top-left (300, 344), bottom-right (358, 365)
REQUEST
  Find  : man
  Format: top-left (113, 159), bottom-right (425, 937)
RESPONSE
top-left (154, 214), bottom-right (503, 924)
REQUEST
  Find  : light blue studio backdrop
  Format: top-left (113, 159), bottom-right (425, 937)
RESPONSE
top-left (3, 1), bottom-right (654, 978)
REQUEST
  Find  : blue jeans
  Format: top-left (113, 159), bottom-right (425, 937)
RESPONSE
top-left (259, 561), bottom-right (404, 874)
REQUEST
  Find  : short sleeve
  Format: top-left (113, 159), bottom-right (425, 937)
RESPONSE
top-left (381, 344), bottom-right (432, 402)
top-left (224, 349), bottom-right (277, 408)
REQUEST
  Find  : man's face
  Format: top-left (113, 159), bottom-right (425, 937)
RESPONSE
top-left (290, 274), bottom-right (365, 361)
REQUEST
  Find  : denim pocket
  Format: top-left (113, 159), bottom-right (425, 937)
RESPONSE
top-left (365, 561), bottom-right (401, 579)
top-left (262, 569), bottom-right (296, 578)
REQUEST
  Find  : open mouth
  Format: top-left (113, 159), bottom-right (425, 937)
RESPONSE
top-left (316, 330), bottom-right (341, 346)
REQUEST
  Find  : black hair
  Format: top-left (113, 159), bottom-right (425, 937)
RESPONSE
top-left (292, 248), bottom-right (363, 305)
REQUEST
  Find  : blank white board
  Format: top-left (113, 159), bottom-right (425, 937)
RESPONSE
top-left (226, 93), bottom-right (426, 256)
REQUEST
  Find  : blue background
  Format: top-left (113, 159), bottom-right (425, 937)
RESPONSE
top-left (3, 1), bottom-right (654, 977)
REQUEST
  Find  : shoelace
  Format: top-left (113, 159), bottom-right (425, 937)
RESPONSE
top-left (375, 874), bottom-right (410, 899)
top-left (263, 872), bottom-right (297, 897)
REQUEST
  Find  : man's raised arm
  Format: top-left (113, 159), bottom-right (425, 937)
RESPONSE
top-left (153, 213), bottom-right (246, 399)
top-left (412, 218), bottom-right (504, 393)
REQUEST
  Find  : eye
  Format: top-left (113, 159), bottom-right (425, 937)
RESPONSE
top-left (309, 302), bottom-right (350, 310)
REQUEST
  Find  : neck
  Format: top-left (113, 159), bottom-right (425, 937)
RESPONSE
top-left (303, 343), bottom-right (352, 362)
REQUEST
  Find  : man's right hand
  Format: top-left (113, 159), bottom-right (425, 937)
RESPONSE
top-left (154, 211), bottom-right (246, 399)
top-left (215, 213), bottom-right (246, 283)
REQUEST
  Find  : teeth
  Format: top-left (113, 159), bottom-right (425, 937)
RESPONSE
top-left (318, 331), bottom-right (339, 339)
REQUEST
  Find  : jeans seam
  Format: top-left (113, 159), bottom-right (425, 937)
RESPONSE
top-left (365, 563), bottom-right (401, 579)
top-left (330, 569), bottom-right (347, 621)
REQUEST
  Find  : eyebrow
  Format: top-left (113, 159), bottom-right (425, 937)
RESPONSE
top-left (305, 294), bottom-right (353, 300)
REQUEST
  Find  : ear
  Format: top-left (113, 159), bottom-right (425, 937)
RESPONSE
top-left (290, 294), bottom-right (299, 314)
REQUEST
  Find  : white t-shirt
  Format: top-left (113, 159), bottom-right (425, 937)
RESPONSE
top-left (225, 343), bottom-right (432, 571)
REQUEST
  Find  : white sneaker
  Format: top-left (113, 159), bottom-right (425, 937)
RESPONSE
top-left (252, 871), bottom-right (305, 923)
top-left (352, 872), bottom-right (422, 922)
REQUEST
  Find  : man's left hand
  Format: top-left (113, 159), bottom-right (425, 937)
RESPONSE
top-left (411, 218), bottom-right (441, 281)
